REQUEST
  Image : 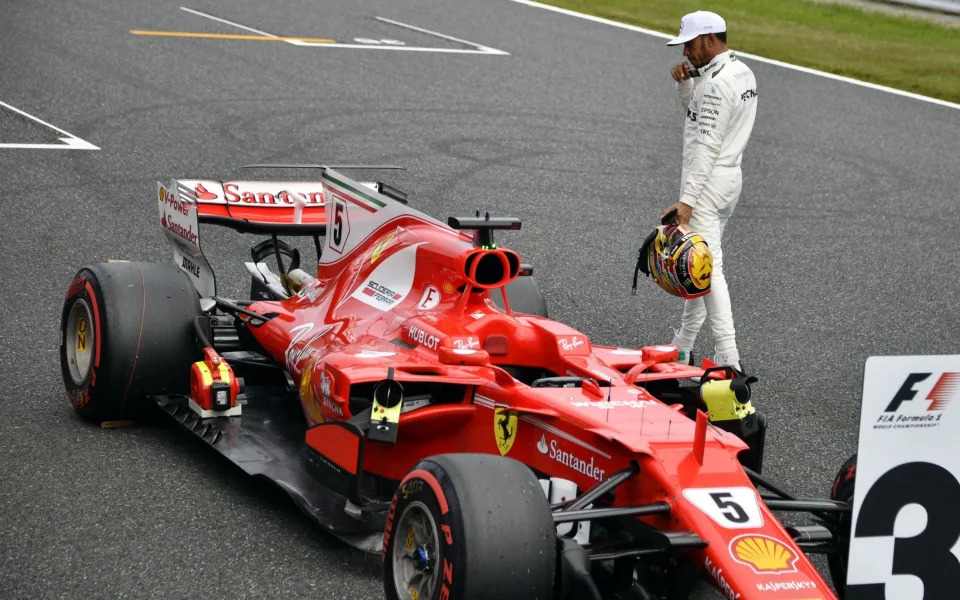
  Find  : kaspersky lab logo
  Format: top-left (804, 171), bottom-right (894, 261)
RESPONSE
top-left (875, 372), bottom-right (960, 430)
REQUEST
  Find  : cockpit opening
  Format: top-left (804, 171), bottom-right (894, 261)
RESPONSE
top-left (498, 365), bottom-right (561, 387)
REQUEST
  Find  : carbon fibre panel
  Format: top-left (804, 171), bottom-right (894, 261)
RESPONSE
top-left (154, 389), bottom-right (385, 553)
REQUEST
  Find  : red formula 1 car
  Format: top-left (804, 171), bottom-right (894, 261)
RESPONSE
top-left (60, 167), bottom-right (855, 600)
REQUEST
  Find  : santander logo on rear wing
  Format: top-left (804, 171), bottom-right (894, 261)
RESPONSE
top-left (158, 180), bottom-right (217, 300)
top-left (156, 173), bottom-right (390, 299)
top-left (157, 178), bottom-right (330, 301)
top-left (177, 179), bottom-right (329, 232)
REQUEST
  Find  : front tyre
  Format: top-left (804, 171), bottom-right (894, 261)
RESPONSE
top-left (828, 453), bottom-right (857, 598)
top-left (60, 262), bottom-right (201, 424)
top-left (383, 453), bottom-right (556, 600)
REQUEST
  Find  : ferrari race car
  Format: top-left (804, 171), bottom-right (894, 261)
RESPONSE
top-left (60, 167), bottom-right (857, 600)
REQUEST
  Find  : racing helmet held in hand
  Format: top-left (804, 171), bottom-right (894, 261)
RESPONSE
top-left (635, 223), bottom-right (713, 299)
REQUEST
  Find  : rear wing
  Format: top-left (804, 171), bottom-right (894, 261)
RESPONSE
top-left (157, 179), bottom-right (331, 300)
top-left (158, 180), bottom-right (217, 299)
top-left (177, 179), bottom-right (329, 235)
top-left (156, 176), bottom-right (390, 299)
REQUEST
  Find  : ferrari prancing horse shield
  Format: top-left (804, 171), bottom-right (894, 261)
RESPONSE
top-left (494, 408), bottom-right (518, 456)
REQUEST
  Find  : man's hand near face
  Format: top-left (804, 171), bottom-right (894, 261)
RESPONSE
top-left (670, 63), bottom-right (692, 83)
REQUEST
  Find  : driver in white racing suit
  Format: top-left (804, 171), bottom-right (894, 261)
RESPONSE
top-left (660, 11), bottom-right (758, 371)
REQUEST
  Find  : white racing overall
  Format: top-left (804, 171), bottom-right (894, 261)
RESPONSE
top-left (670, 50), bottom-right (757, 367)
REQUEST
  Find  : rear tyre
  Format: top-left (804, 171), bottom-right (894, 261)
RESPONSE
top-left (383, 453), bottom-right (556, 600)
top-left (492, 275), bottom-right (548, 317)
top-left (828, 453), bottom-right (857, 598)
top-left (60, 262), bottom-right (201, 424)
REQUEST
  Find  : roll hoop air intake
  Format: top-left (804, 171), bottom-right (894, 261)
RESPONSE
top-left (463, 247), bottom-right (521, 289)
top-left (448, 214), bottom-right (522, 289)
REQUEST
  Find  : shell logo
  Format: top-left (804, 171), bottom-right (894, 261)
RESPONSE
top-left (299, 359), bottom-right (324, 425)
top-left (729, 534), bottom-right (798, 574)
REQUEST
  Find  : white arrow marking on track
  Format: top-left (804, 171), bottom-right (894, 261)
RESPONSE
top-left (0, 101), bottom-right (99, 150)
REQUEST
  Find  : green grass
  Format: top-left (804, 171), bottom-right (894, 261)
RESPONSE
top-left (542, 0), bottom-right (960, 103)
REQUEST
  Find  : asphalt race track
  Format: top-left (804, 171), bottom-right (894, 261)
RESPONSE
top-left (1, 0), bottom-right (958, 598)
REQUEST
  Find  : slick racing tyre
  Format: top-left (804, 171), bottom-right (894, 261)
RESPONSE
top-left (827, 453), bottom-right (857, 598)
top-left (492, 274), bottom-right (548, 317)
top-left (383, 453), bottom-right (556, 600)
top-left (60, 262), bottom-right (201, 424)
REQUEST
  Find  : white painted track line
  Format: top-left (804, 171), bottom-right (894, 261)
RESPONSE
top-left (180, 6), bottom-right (280, 38)
top-left (284, 40), bottom-right (502, 54)
top-left (0, 100), bottom-right (99, 150)
top-left (180, 6), bottom-right (508, 54)
top-left (508, 0), bottom-right (960, 111)
top-left (374, 16), bottom-right (509, 55)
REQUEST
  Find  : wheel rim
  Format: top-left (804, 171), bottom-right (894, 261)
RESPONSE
top-left (392, 500), bottom-right (441, 600)
top-left (65, 300), bottom-right (94, 385)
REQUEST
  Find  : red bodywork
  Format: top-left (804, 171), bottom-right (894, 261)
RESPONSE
top-left (203, 170), bottom-right (835, 600)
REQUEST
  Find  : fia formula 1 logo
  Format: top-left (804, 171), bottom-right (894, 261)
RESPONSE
top-left (875, 372), bottom-right (960, 430)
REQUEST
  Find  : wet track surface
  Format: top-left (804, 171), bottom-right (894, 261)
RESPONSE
top-left (1, 0), bottom-right (958, 598)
